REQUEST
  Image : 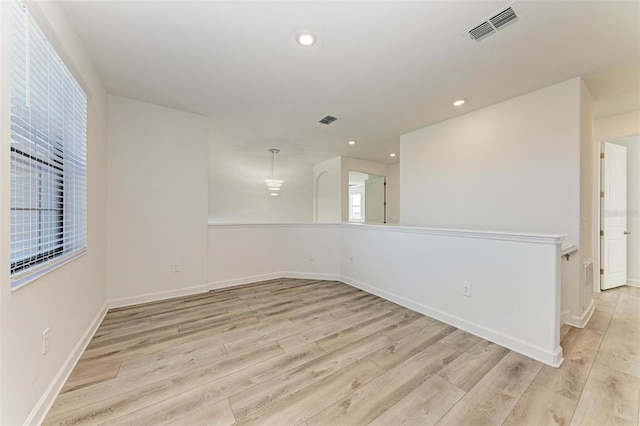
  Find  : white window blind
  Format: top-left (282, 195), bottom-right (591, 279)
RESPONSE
top-left (10, 0), bottom-right (87, 287)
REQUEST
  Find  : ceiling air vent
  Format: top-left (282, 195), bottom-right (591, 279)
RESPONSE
top-left (468, 6), bottom-right (519, 41)
top-left (490, 7), bottom-right (518, 30)
top-left (468, 21), bottom-right (495, 41)
top-left (319, 115), bottom-right (338, 125)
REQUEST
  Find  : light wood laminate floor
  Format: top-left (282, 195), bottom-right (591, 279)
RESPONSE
top-left (44, 278), bottom-right (640, 425)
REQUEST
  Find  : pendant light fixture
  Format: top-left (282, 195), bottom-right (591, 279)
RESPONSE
top-left (265, 148), bottom-right (284, 196)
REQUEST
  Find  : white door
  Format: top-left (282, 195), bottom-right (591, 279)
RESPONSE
top-left (601, 142), bottom-right (628, 290)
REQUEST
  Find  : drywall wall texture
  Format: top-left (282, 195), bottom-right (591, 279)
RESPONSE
top-left (595, 110), bottom-right (640, 141)
top-left (0, 2), bottom-right (108, 424)
top-left (579, 80), bottom-right (595, 314)
top-left (313, 157), bottom-right (342, 223)
top-left (208, 145), bottom-right (314, 224)
top-left (387, 163), bottom-right (400, 224)
top-left (107, 96), bottom-right (209, 304)
top-left (400, 78), bottom-right (586, 323)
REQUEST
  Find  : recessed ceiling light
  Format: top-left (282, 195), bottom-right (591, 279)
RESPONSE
top-left (296, 31), bottom-right (317, 47)
top-left (348, 140), bottom-right (356, 145)
top-left (453, 99), bottom-right (466, 107)
top-left (389, 153), bottom-right (396, 157)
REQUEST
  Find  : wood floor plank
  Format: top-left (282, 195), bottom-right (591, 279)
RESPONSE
top-left (305, 342), bottom-right (460, 426)
top-left (503, 382), bottom-right (577, 426)
top-left (368, 375), bottom-right (465, 426)
top-left (440, 329), bottom-right (482, 352)
top-left (94, 344), bottom-right (326, 426)
top-left (229, 332), bottom-right (394, 420)
top-left (437, 339), bottom-right (509, 392)
top-left (380, 314), bottom-right (437, 342)
top-left (368, 321), bottom-right (455, 371)
top-left (45, 343), bottom-right (283, 423)
top-left (60, 360), bottom-right (121, 394)
top-left (315, 308), bottom-right (419, 353)
top-left (231, 358), bottom-right (385, 425)
top-left (277, 307), bottom-right (393, 352)
top-left (43, 279), bottom-right (640, 426)
top-left (534, 327), bottom-right (604, 400)
top-left (570, 360), bottom-right (640, 425)
top-left (115, 334), bottom-right (228, 378)
top-left (160, 398), bottom-right (236, 426)
top-left (437, 351), bottom-right (542, 426)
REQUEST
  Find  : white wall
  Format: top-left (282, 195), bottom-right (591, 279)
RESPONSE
top-left (610, 137), bottom-right (640, 287)
top-left (207, 224), bottom-right (341, 288)
top-left (400, 78), bottom-right (588, 324)
top-left (208, 146), bottom-right (313, 223)
top-left (0, 2), bottom-right (108, 424)
top-left (579, 80), bottom-right (595, 315)
top-left (207, 224), bottom-right (564, 367)
top-left (387, 163), bottom-right (400, 224)
top-left (313, 157), bottom-right (342, 223)
top-left (595, 111), bottom-right (640, 141)
top-left (107, 96), bottom-right (209, 305)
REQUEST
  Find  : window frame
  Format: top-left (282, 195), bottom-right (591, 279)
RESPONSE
top-left (9, 0), bottom-right (88, 290)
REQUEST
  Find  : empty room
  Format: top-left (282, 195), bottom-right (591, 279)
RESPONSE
top-left (0, 1), bottom-right (639, 425)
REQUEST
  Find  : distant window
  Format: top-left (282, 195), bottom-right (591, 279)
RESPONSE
top-left (10, 0), bottom-right (87, 287)
top-left (351, 193), bottom-right (362, 221)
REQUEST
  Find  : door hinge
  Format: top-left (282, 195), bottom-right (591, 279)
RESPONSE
top-left (600, 230), bottom-right (604, 236)
top-left (600, 268), bottom-right (604, 275)
top-left (600, 191), bottom-right (604, 198)
top-left (600, 153), bottom-right (605, 159)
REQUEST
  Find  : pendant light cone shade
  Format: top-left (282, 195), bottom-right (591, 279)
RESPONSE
top-left (265, 148), bottom-right (284, 194)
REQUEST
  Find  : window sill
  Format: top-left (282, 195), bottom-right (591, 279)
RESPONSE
top-left (10, 249), bottom-right (87, 292)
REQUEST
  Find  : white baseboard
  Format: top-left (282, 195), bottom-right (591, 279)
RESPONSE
top-left (208, 272), bottom-right (342, 291)
top-left (628, 278), bottom-right (640, 288)
top-left (26, 301), bottom-right (108, 426)
top-left (340, 275), bottom-right (564, 368)
top-left (208, 272), bottom-right (284, 291)
top-left (282, 271), bottom-right (341, 281)
top-left (108, 283), bottom-right (210, 309)
top-left (561, 300), bottom-right (595, 329)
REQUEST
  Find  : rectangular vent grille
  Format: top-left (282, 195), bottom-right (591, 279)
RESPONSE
top-left (490, 7), bottom-right (518, 29)
top-left (319, 115), bottom-right (338, 125)
top-left (469, 22), bottom-right (495, 41)
top-left (468, 6), bottom-right (519, 41)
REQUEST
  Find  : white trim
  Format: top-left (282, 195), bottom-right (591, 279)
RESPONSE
top-left (341, 275), bottom-right (564, 367)
top-left (562, 299), bottom-right (595, 328)
top-left (10, 250), bottom-right (87, 291)
top-left (26, 301), bottom-right (108, 426)
top-left (208, 222), bottom-right (564, 245)
top-left (108, 283), bottom-right (209, 309)
top-left (282, 272), bottom-right (341, 282)
top-left (208, 272), bottom-right (284, 291)
top-left (627, 278), bottom-right (640, 288)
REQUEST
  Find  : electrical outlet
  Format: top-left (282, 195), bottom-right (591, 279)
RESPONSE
top-left (42, 328), bottom-right (50, 354)
top-left (172, 262), bottom-right (180, 272)
top-left (349, 257), bottom-right (353, 265)
top-left (463, 282), bottom-right (472, 297)
top-left (308, 254), bottom-right (314, 261)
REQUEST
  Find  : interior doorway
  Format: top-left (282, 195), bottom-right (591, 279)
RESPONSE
top-left (600, 136), bottom-right (639, 290)
top-left (348, 171), bottom-right (386, 223)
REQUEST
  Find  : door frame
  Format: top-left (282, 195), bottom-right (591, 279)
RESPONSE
top-left (595, 136), bottom-right (636, 292)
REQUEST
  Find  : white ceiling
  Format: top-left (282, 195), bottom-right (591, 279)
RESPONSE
top-left (60, 1), bottom-right (640, 165)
